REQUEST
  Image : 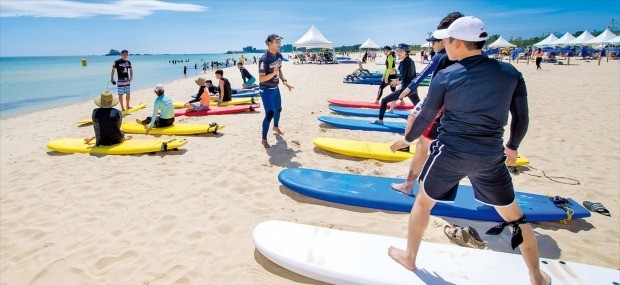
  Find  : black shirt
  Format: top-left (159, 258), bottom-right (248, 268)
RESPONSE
top-left (92, 108), bottom-right (124, 146)
top-left (219, 78), bottom-right (232, 102)
top-left (258, 51), bottom-right (284, 88)
top-left (397, 56), bottom-right (416, 87)
top-left (406, 54), bottom-right (529, 154)
top-left (113, 59), bottom-right (132, 82)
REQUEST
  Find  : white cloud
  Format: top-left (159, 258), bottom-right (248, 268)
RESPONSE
top-left (0, 0), bottom-right (207, 19)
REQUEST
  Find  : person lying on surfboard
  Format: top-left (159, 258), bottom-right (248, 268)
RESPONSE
top-left (84, 91), bottom-right (132, 146)
top-left (136, 84), bottom-right (175, 135)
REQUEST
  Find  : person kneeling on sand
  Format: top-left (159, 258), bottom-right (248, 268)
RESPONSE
top-left (84, 91), bottom-right (132, 145)
top-left (136, 84), bottom-right (175, 134)
top-left (238, 62), bottom-right (258, 88)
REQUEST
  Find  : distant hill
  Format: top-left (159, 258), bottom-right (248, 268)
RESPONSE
top-left (104, 49), bottom-right (121, 56)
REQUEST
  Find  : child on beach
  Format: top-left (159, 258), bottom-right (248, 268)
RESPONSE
top-left (185, 77), bottom-right (210, 112)
top-left (84, 91), bottom-right (132, 146)
top-left (136, 84), bottom-right (174, 134)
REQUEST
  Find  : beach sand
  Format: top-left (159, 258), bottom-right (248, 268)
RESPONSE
top-left (1, 56), bottom-right (618, 284)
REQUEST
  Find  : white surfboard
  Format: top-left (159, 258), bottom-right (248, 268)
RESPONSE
top-left (253, 221), bottom-right (619, 285)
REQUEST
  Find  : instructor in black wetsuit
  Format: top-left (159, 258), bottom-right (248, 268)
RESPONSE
top-left (373, 43), bottom-right (418, 125)
top-left (387, 16), bottom-right (550, 285)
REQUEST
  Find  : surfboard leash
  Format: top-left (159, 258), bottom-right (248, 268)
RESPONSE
top-left (509, 166), bottom-right (580, 185)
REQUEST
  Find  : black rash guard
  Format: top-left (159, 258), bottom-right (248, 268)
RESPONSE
top-left (405, 54), bottom-right (529, 154)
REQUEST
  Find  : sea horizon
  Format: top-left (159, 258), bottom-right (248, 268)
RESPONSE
top-left (0, 53), bottom-right (267, 119)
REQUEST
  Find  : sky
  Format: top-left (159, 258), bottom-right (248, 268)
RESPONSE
top-left (1, 0), bottom-right (619, 57)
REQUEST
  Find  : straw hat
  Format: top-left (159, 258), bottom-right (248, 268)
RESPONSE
top-left (195, 77), bottom-right (207, 87)
top-left (94, 91), bottom-right (118, 108)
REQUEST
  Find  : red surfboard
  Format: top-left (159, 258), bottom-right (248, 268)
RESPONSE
top-left (175, 104), bottom-right (260, 117)
top-left (328, 99), bottom-right (414, 110)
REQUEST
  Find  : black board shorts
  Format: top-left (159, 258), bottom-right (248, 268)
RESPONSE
top-left (418, 140), bottom-right (516, 206)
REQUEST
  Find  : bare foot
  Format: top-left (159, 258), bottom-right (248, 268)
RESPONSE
top-left (261, 140), bottom-right (271, 148)
top-left (531, 270), bottom-right (551, 285)
top-left (84, 138), bottom-right (93, 144)
top-left (126, 106), bottom-right (132, 110)
top-left (273, 127), bottom-right (284, 135)
top-left (125, 135), bottom-right (133, 141)
top-left (135, 119), bottom-right (143, 124)
top-left (387, 246), bottom-right (416, 271)
top-left (390, 182), bottom-right (413, 195)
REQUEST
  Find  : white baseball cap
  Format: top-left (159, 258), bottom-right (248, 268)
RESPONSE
top-left (154, 84), bottom-right (165, 92)
top-left (433, 16), bottom-right (488, 41)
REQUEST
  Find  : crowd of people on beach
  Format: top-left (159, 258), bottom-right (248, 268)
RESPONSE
top-left (82, 11), bottom-right (569, 283)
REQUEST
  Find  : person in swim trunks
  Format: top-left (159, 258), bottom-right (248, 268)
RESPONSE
top-left (258, 33), bottom-right (295, 148)
top-left (390, 12), bottom-right (463, 194)
top-left (110, 50), bottom-right (133, 111)
top-left (387, 16), bottom-right (550, 285)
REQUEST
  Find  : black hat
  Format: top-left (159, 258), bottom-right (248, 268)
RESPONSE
top-left (382, 45), bottom-right (391, 51)
top-left (395, 43), bottom-right (410, 51)
top-left (426, 36), bottom-right (437, 42)
top-left (266, 34), bottom-right (283, 44)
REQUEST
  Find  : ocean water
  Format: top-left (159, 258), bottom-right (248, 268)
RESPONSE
top-left (0, 53), bottom-right (263, 119)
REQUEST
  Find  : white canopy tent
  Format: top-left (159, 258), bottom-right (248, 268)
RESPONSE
top-left (419, 41), bottom-right (432, 48)
top-left (293, 25), bottom-right (334, 49)
top-left (550, 32), bottom-right (576, 46)
top-left (533, 34), bottom-right (559, 47)
top-left (488, 36), bottom-right (516, 48)
top-left (608, 35), bottom-right (620, 44)
top-left (585, 28), bottom-right (618, 44)
top-left (359, 38), bottom-right (380, 49)
top-left (566, 30), bottom-right (595, 45)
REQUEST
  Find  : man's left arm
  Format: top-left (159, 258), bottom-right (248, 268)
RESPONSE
top-left (129, 63), bottom-right (133, 82)
top-left (505, 77), bottom-right (529, 164)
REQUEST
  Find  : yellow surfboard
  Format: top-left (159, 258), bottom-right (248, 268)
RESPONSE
top-left (77, 102), bottom-right (147, 125)
top-left (121, 122), bottom-right (224, 135)
top-left (313, 137), bottom-right (530, 166)
top-left (173, 97), bottom-right (258, 109)
top-left (47, 138), bottom-right (187, 155)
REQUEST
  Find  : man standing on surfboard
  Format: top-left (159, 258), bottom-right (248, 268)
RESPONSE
top-left (258, 34), bottom-right (295, 148)
top-left (387, 16), bottom-right (550, 285)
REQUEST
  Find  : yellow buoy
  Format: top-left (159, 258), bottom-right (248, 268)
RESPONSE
top-left (81, 59), bottom-right (87, 66)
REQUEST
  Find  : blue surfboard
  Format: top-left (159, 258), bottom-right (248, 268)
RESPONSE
top-left (231, 90), bottom-right (261, 98)
top-left (329, 105), bottom-right (409, 119)
top-left (278, 168), bottom-right (590, 222)
top-left (318, 116), bottom-right (406, 133)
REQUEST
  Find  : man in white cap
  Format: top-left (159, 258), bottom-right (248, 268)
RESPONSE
top-left (387, 16), bottom-right (549, 285)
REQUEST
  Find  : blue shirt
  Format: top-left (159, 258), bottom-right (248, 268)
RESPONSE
top-left (405, 54), bottom-right (529, 154)
top-left (258, 51), bottom-right (283, 88)
top-left (149, 94), bottom-right (174, 128)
